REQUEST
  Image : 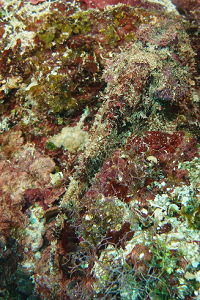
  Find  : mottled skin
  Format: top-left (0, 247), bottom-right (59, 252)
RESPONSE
top-left (61, 18), bottom-right (196, 208)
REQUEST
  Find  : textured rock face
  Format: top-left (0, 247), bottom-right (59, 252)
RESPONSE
top-left (63, 16), bottom-right (196, 196)
top-left (0, 0), bottom-right (200, 299)
top-left (171, 0), bottom-right (200, 76)
top-left (172, 0), bottom-right (200, 24)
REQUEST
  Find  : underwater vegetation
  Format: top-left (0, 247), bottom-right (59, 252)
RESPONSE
top-left (0, 0), bottom-right (200, 299)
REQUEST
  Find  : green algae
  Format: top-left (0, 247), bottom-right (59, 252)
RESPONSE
top-left (100, 25), bottom-right (120, 47)
top-left (177, 155), bottom-right (200, 229)
top-left (46, 141), bottom-right (57, 150)
top-left (29, 73), bottom-right (79, 114)
top-left (39, 28), bottom-right (55, 49)
top-left (38, 10), bottom-right (92, 48)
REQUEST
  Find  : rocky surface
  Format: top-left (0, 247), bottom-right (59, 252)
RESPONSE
top-left (0, 0), bottom-right (200, 299)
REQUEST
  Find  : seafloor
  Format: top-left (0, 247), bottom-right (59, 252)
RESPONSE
top-left (0, 0), bottom-right (200, 299)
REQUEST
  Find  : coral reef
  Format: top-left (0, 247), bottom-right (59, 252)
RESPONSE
top-left (0, 0), bottom-right (200, 299)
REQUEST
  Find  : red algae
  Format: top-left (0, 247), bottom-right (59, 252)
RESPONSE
top-left (0, 0), bottom-right (200, 299)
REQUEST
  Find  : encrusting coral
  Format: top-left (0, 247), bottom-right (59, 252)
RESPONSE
top-left (0, 0), bottom-right (200, 299)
